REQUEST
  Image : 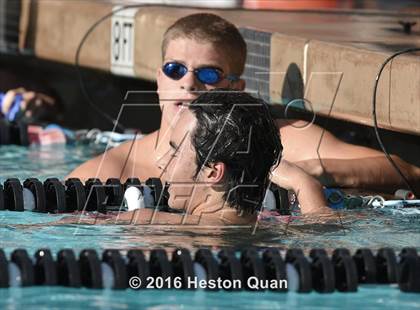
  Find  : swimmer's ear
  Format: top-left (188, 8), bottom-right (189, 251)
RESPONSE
top-left (204, 162), bottom-right (225, 183)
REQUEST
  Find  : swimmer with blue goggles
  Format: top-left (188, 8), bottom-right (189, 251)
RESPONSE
top-left (162, 62), bottom-right (239, 85)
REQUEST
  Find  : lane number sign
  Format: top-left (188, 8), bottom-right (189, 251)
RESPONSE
top-left (110, 7), bottom-right (137, 76)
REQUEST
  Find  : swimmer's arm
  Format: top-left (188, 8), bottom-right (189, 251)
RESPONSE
top-left (276, 119), bottom-right (419, 193)
top-left (290, 123), bottom-right (420, 192)
top-left (295, 155), bottom-right (420, 194)
top-left (271, 160), bottom-right (331, 214)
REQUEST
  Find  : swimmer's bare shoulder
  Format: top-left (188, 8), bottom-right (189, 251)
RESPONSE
top-left (66, 131), bottom-right (160, 182)
top-left (275, 119), bottom-right (326, 162)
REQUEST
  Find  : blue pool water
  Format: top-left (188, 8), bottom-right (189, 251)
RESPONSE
top-left (0, 144), bottom-right (419, 309)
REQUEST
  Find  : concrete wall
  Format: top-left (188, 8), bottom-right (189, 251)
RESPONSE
top-left (17, 1), bottom-right (420, 135)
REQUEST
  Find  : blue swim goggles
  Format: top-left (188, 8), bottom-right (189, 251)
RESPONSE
top-left (162, 62), bottom-right (239, 85)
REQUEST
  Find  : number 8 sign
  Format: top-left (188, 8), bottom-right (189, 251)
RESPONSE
top-left (111, 6), bottom-right (137, 76)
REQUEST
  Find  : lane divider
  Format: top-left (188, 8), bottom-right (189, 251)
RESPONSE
top-left (0, 247), bottom-right (417, 293)
top-left (0, 177), bottom-right (169, 213)
top-left (0, 178), bottom-right (291, 214)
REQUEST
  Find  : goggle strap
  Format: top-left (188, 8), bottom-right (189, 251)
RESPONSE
top-left (226, 74), bottom-right (240, 82)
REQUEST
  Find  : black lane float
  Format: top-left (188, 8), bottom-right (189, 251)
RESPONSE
top-left (0, 178), bottom-right (290, 214)
top-left (0, 247), bottom-right (418, 293)
top-left (0, 177), bottom-right (170, 213)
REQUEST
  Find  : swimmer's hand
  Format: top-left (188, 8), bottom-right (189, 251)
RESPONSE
top-left (271, 160), bottom-right (331, 215)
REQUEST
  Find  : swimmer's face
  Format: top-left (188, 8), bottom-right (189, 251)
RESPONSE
top-left (157, 38), bottom-right (244, 128)
top-left (161, 109), bottom-right (223, 212)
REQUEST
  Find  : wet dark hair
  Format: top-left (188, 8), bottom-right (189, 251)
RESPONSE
top-left (188, 89), bottom-right (282, 214)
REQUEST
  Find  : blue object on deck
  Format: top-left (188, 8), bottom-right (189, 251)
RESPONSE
top-left (324, 188), bottom-right (345, 209)
top-left (0, 93), bottom-right (23, 122)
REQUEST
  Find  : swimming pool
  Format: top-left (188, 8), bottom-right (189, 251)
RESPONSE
top-left (0, 144), bottom-right (419, 309)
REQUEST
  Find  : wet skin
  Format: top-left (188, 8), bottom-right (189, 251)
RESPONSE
top-left (112, 109), bottom-right (256, 226)
top-left (67, 37), bottom-right (420, 210)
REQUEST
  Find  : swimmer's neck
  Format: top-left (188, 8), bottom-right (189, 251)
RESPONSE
top-left (153, 119), bottom-right (174, 166)
top-left (189, 198), bottom-right (257, 225)
top-left (155, 117), bottom-right (175, 151)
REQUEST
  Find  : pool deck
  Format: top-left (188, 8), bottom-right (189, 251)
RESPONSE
top-left (17, 0), bottom-right (420, 135)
